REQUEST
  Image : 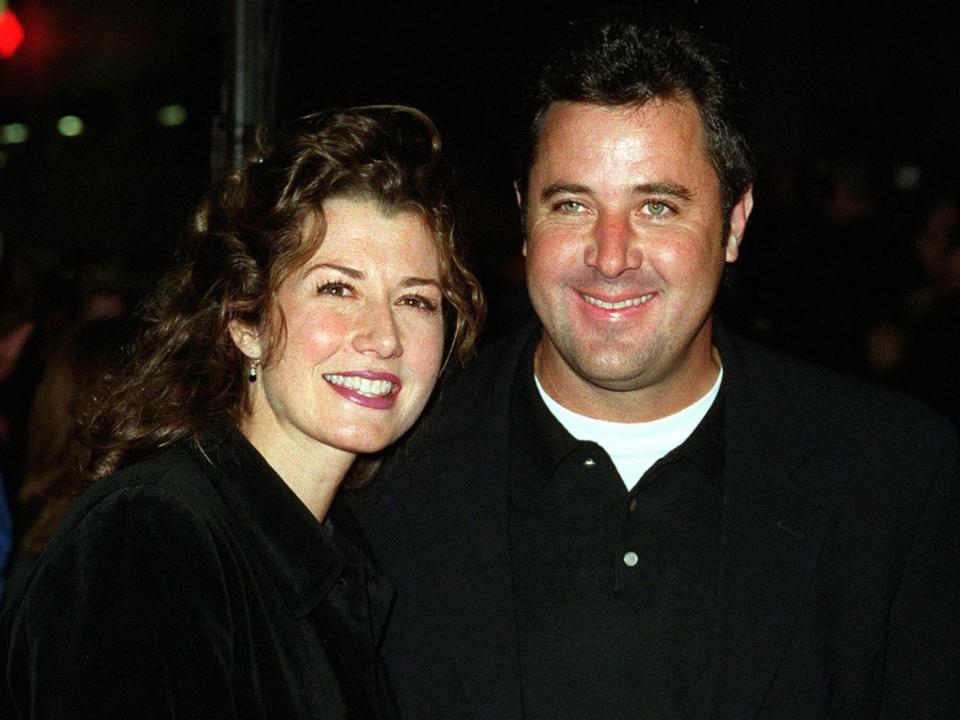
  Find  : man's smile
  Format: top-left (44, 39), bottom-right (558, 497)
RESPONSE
top-left (579, 292), bottom-right (656, 310)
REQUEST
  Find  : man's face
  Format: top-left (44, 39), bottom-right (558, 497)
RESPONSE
top-left (522, 99), bottom-right (751, 421)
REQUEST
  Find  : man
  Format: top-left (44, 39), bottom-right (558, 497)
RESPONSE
top-left (355, 13), bottom-right (960, 720)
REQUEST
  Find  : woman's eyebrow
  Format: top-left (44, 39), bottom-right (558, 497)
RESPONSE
top-left (302, 262), bottom-right (364, 279)
top-left (400, 277), bottom-right (441, 289)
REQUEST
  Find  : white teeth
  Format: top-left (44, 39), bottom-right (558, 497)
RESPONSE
top-left (324, 374), bottom-right (396, 397)
top-left (582, 293), bottom-right (654, 310)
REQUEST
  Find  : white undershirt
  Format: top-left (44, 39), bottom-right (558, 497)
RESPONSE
top-left (535, 369), bottom-right (723, 491)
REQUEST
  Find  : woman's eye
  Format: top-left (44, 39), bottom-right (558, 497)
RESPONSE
top-left (400, 294), bottom-right (438, 313)
top-left (316, 281), bottom-right (354, 297)
top-left (644, 201), bottom-right (670, 217)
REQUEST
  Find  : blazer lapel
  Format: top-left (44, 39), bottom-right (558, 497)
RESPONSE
top-left (402, 456), bottom-right (522, 720)
top-left (711, 330), bottom-right (833, 719)
top-left (395, 332), bottom-right (531, 720)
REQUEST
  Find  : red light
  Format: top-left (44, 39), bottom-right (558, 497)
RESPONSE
top-left (0, 8), bottom-right (24, 59)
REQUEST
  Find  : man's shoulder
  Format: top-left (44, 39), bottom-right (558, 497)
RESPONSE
top-left (439, 323), bottom-right (537, 402)
top-left (420, 323), bottom-right (537, 433)
top-left (722, 329), bottom-right (957, 450)
top-left (357, 326), bottom-right (536, 508)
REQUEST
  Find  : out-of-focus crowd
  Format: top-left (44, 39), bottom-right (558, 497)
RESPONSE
top-left (0, 247), bottom-right (139, 604)
top-left (723, 156), bottom-right (960, 427)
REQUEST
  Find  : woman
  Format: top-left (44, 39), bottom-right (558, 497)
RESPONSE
top-left (0, 106), bottom-right (484, 718)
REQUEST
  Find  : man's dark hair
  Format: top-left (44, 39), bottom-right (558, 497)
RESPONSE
top-left (517, 11), bottom-right (755, 221)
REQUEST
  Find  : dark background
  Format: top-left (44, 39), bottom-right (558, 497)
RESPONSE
top-left (2, 0), bottom-right (959, 369)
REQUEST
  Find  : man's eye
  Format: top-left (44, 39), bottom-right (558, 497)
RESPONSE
top-left (644, 201), bottom-right (670, 217)
top-left (555, 200), bottom-right (586, 214)
top-left (316, 281), bottom-right (354, 297)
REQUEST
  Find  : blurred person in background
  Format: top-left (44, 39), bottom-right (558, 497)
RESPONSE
top-left (867, 196), bottom-right (960, 424)
top-left (0, 246), bottom-right (39, 602)
top-left (1, 106), bottom-right (484, 719)
top-left (2, 316), bottom-right (139, 604)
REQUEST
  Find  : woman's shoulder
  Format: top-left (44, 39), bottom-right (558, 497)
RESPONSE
top-left (0, 446), bottom-right (248, 718)
top-left (70, 443), bottom-right (219, 524)
top-left (4, 444), bottom-right (237, 626)
top-left (15, 445), bottom-right (230, 600)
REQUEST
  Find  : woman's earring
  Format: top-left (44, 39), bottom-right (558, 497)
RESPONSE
top-left (248, 362), bottom-right (260, 383)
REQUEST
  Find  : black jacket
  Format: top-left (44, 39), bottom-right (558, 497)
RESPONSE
top-left (1, 429), bottom-right (398, 720)
top-left (354, 323), bottom-right (960, 720)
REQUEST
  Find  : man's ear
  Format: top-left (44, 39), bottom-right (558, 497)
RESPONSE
top-left (514, 180), bottom-right (528, 257)
top-left (228, 319), bottom-right (263, 361)
top-left (725, 185), bottom-right (754, 263)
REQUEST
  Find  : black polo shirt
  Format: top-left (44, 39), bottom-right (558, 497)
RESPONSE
top-left (509, 338), bottom-right (724, 719)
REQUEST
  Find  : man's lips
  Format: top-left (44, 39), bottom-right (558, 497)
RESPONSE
top-left (578, 290), bottom-right (657, 311)
top-left (323, 371), bottom-right (401, 410)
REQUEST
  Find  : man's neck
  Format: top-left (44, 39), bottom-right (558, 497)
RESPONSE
top-left (533, 340), bottom-right (722, 423)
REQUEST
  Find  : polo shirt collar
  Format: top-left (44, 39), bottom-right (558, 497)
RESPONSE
top-left (509, 327), bottom-right (724, 508)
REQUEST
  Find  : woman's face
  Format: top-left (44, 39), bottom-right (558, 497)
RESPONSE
top-left (237, 197), bottom-right (445, 465)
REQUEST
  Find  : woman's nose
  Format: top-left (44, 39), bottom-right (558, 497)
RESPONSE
top-left (352, 301), bottom-right (403, 358)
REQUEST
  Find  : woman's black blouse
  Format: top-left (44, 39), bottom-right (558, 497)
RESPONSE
top-left (0, 429), bottom-right (399, 719)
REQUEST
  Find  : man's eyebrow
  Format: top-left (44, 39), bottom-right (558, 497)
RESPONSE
top-left (539, 183), bottom-right (592, 202)
top-left (633, 182), bottom-right (692, 201)
top-left (539, 181), bottom-right (694, 203)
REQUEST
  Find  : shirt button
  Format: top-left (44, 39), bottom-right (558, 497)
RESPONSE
top-left (628, 498), bottom-right (637, 512)
top-left (623, 551), bottom-right (639, 567)
top-left (583, 458), bottom-right (597, 468)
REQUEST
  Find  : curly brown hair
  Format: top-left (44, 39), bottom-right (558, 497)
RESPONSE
top-left (83, 106), bottom-right (485, 486)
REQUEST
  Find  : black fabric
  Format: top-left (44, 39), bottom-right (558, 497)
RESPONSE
top-left (0, 428), bottom-right (399, 720)
top-left (353, 322), bottom-right (960, 720)
top-left (508, 341), bottom-right (723, 719)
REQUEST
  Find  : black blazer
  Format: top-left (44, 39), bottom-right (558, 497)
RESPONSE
top-left (355, 323), bottom-right (960, 720)
top-left (2, 429), bottom-right (398, 720)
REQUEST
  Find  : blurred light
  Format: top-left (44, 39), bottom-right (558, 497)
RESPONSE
top-left (0, 7), bottom-right (24, 59)
top-left (893, 164), bottom-right (922, 191)
top-left (156, 104), bottom-right (188, 127)
top-left (0, 122), bottom-right (28, 144)
top-left (57, 115), bottom-right (84, 137)
top-left (0, 150), bottom-right (8, 169)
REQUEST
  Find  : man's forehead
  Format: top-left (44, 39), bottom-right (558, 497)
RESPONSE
top-left (528, 98), bottom-right (714, 180)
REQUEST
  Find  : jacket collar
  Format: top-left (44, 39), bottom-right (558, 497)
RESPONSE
top-left (194, 428), bottom-right (391, 622)
top-left (398, 325), bottom-right (533, 720)
top-left (710, 323), bottom-right (833, 718)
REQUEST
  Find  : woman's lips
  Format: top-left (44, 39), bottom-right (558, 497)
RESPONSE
top-left (323, 371), bottom-right (401, 410)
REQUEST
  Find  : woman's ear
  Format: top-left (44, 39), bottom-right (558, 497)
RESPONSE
top-left (228, 320), bottom-right (264, 361)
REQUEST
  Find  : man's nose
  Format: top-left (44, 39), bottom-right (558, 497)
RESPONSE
top-left (352, 301), bottom-right (403, 358)
top-left (584, 211), bottom-right (642, 278)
